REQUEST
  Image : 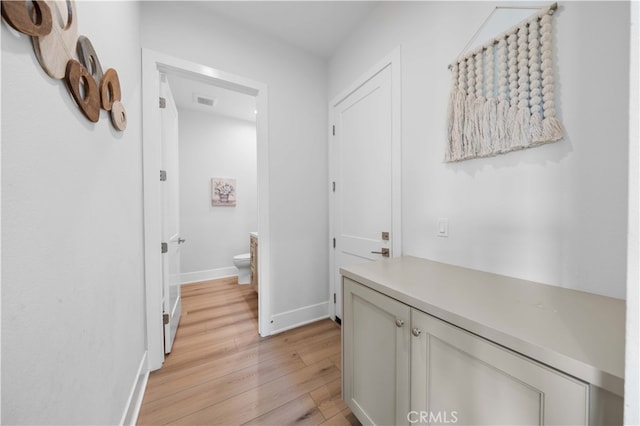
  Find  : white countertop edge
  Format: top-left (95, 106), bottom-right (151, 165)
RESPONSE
top-left (340, 258), bottom-right (625, 397)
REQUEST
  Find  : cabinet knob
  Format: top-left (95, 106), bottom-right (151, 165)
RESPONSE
top-left (395, 319), bottom-right (404, 327)
top-left (412, 328), bottom-right (422, 337)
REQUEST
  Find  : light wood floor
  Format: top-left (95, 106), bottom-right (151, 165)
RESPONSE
top-left (137, 277), bottom-right (360, 426)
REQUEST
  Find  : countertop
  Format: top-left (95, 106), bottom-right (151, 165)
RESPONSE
top-left (340, 256), bottom-right (625, 396)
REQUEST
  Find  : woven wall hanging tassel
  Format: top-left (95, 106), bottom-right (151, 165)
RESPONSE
top-left (446, 62), bottom-right (462, 161)
top-left (506, 31), bottom-right (519, 149)
top-left (464, 56), bottom-right (477, 158)
top-left (483, 44), bottom-right (498, 156)
top-left (445, 3), bottom-right (562, 162)
top-left (496, 36), bottom-right (509, 153)
top-left (474, 51), bottom-right (490, 157)
top-left (539, 12), bottom-right (563, 142)
top-left (513, 23), bottom-right (531, 149)
top-left (528, 18), bottom-right (544, 141)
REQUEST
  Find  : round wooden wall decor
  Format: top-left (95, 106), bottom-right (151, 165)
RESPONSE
top-left (1, 0), bottom-right (52, 36)
top-left (100, 68), bottom-right (122, 111)
top-left (65, 59), bottom-right (100, 123)
top-left (110, 101), bottom-right (127, 131)
top-left (1, 0), bottom-right (127, 131)
top-left (77, 35), bottom-right (103, 83)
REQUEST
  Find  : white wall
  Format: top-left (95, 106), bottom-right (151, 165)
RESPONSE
top-left (179, 110), bottom-right (257, 281)
top-left (329, 1), bottom-right (629, 300)
top-left (1, 2), bottom-right (146, 424)
top-left (141, 2), bottom-right (329, 329)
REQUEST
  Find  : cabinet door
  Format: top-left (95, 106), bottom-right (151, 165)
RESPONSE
top-left (410, 309), bottom-right (589, 425)
top-left (343, 278), bottom-right (411, 426)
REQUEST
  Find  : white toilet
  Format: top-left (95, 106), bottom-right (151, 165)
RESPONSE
top-left (233, 253), bottom-right (251, 284)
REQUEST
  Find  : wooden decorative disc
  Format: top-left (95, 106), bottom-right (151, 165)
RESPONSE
top-left (99, 68), bottom-right (122, 111)
top-left (110, 101), bottom-right (127, 131)
top-left (65, 59), bottom-right (100, 123)
top-left (77, 35), bottom-right (103, 84)
top-left (1, 0), bottom-right (52, 36)
top-left (32, 0), bottom-right (78, 79)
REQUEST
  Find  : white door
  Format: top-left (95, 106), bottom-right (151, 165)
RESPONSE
top-left (160, 74), bottom-right (182, 354)
top-left (333, 64), bottom-right (396, 320)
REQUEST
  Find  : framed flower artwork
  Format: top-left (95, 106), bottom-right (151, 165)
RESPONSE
top-left (211, 177), bottom-right (236, 206)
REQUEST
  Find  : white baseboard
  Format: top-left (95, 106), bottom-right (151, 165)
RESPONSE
top-left (120, 351), bottom-right (149, 426)
top-left (180, 267), bottom-right (237, 284)
top-left (270, 301), bottom-right (330, 334)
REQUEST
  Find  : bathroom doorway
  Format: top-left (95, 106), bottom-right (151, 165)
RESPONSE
top-left (168, 74), bottom-right (258, 287)
top-left (142, 49), bottom-right (272, 371)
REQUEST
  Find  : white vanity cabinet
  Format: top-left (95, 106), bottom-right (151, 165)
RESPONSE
top-left (341, 257), bottom-right (624, 426)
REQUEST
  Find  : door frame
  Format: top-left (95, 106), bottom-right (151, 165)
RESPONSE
top-left (328, 47), bottom-right (402, 320)
top-left (142, 49), bottom-right (272, 371)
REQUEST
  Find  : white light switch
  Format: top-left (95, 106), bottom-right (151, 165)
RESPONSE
top-left (437, 218), bottom-right (449, 237)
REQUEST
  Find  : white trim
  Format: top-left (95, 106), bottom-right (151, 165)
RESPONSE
top-left (142, 49), bottom-right (272, 372)
top-left (625, 2), bottom-right (639, 424)
top-left (328, 46), bottom-right (402, 320)
top-left (119, 351), bottom-right (149, 426)
top-left (270, 302), bottom-right (330, 334)
top-left (180, 267), bottom-right (237, 284)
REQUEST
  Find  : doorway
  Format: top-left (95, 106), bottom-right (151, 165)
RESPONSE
top-left (142, 49), bottom-right (272, 371)
top-left (329, 48), bottom-right (402, 321)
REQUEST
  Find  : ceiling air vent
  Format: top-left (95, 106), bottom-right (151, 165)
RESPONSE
top-left (193, 94), bottom-right (216, 107)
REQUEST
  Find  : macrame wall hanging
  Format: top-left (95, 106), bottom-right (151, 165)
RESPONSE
top-left (446, 3), bottom-right (562, 162)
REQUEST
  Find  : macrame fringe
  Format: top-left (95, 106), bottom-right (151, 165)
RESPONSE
top-left (541, 116), bottom-right (563, 142)
top-left (446, 94), bottom-right (564, 162)
top-left (512, 107), bottom-right (531, 149)
top-left (496, 100), bottom-right (509, 153)
top-left (473, 97), bottom-right (486, 155)
top-left (445, 7), bottom-right (563, 163)
top-left (482, 98), bottom-right (497, 156)
top-left (463, 94), bottom-right (477, 158)
top-left (446, 89), bottom-right (466, 161)
top-left (529, 111), bottom-right (543, 142)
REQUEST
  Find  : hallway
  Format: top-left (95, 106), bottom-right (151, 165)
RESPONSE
top-left (138, 278), bottom-right (359, 425)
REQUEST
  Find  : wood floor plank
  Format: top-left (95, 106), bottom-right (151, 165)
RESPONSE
top-left (296, 334), bottom-right (342, 366)
top-left (138, 352), bottom-right (308, 425)
top-left (138, 277), bottom-right (358, 426)
top-left (145, 339), bottom-right (296, 393)
top-left (309, 378), bottom-right (348, 420)
top-left (171, 359), bottom-right (340, 425)
top-left (329, 352), bottom-right (342, 371)
top-left (319, 413), bottom-right (352, 426)
top-left (242, 394), bottom-right (326, 426)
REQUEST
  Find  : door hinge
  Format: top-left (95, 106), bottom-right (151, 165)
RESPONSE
top-left (161, 242), bottom-right (168, 253)
top-left (333, 293), bottom-right (336, 304)
top-left (159, 97), bottom-right (166, 109)
top-left (332, 181), bottom-right (336, 192)
top-left (332, 125), bottom-right (335, 136)
top-left (163, 313), bottom-right (169, 325)
top-left (160, 170), bottom-right (167, 181)
top-left (333, 238), bottom-right (336, 248)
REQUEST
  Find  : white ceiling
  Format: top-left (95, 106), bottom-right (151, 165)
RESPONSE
top-left (167, 1), bottom-right (377, 121)
top-left (194, 1), bottom-right (378, 59)
top-left (168, 73), bottom-right (257, 122)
